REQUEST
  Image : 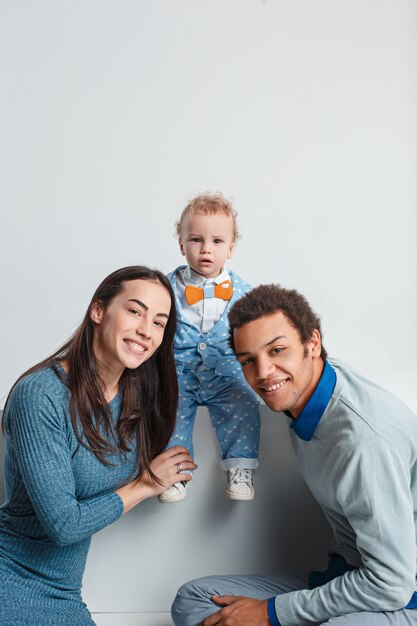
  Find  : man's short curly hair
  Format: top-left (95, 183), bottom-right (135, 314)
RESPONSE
top-left (228, 284), bottom-right (328, 361)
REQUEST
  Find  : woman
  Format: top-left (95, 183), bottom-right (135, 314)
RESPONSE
top-left (0, 266), bottom-right (196, 625)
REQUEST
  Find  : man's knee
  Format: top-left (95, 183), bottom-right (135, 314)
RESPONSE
top-left (171, 576), bottom-right (218, 626)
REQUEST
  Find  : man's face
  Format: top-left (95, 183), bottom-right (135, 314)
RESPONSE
top-left (234, 311), bottom-right (323, 417)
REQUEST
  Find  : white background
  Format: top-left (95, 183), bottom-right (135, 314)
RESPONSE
top-left (0, 0), bottom-right (416, 617)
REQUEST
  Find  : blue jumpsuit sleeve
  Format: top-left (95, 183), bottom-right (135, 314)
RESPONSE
top-left (5, 376), bottom-right (124, 547)
top-left (230, 271), bottom-right (253, 296)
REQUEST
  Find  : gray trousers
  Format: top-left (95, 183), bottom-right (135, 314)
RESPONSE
top-left (171, 573), bottom-right (417, 626)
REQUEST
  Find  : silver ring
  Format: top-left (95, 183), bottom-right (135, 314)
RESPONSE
top-left (176, 463), bottom-right (183, 474)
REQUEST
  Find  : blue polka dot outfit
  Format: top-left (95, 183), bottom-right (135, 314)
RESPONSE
top-left (167, 266), bottom-right (260, 471)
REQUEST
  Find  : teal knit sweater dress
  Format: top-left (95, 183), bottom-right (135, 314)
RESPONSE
top-left (0, 367), bottom-right (137, 625)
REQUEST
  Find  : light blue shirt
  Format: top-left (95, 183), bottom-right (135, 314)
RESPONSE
top-left (271, 359), bottom-right (417, 625)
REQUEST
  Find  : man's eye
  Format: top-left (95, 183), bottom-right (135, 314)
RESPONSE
top-left (272, 347), bottom-right (283, 354)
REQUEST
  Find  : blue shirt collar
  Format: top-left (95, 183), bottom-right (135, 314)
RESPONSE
top-left (289, 360), bottom-right (336, 441)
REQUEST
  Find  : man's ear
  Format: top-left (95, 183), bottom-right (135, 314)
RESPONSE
top-left (179, 239), bottom-right (185, 256)
top-left (308, 329), bottom-right (322, 357)
top-left (90, 301), bottom-right (104, 325)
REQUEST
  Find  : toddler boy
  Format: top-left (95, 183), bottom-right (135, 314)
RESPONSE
top-left (159, 193), bottom-right (260, 503)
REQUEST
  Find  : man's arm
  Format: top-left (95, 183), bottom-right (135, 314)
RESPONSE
top-left (274, 435), bottom-right (416, 625)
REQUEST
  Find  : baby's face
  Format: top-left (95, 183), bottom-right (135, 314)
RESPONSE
top-left (179, 212), bottom-right (235, 279)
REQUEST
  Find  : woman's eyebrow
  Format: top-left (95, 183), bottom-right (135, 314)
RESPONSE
top-left (128, 299), bottom-right (169, 319)
top-left (128, 298), bottom-right (147, 310)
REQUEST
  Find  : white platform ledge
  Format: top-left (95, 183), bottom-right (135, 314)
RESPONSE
top-left (92, 612), bottom-right (172, 626)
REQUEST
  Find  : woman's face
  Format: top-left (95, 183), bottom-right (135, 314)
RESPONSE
top-left (91, 279), bottom-right (171, 380)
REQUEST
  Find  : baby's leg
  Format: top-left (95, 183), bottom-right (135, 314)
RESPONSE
top-left (206, 374), bottom-right (260, 471)
top-left (166, 376), bottom-right (199, 457)
top-left (159, 378), bottom-right (200, 503)
top-left (206, 376), bottom-right (260, 499)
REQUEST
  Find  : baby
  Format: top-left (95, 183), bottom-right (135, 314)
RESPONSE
top-left (159, 193), bottom-right (260, 503)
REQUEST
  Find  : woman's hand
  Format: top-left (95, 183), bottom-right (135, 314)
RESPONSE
top-left (115, 446), bottom-right (197, 513)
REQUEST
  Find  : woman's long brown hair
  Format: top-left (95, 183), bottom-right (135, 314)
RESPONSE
top-left (3, 266), bottom-right (178, 483)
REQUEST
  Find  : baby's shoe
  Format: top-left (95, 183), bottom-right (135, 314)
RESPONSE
top-left (226, 468), bottom-right (255, 501)
top-left (158, 481), bottom-right (188, 503)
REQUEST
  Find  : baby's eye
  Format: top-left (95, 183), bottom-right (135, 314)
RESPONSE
top-left (214, 239), bottom-right (223, 244)
top-left (190, 237), bottom-right (201, 243)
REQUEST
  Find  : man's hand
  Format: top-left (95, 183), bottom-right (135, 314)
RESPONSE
top-left (199, 596), bottom-right (270, 626)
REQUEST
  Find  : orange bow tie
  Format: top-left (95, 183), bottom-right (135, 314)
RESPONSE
top-left (185, 280), bottom-right (233, 305)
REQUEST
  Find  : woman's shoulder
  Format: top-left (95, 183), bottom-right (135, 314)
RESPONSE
top-left (8, 365), bottom-right (68, 410)
top-left (4, 366), bottom-right (72, 440)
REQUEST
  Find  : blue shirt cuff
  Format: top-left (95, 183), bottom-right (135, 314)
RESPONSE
top-left (267, 597), bottom-right (280, 625)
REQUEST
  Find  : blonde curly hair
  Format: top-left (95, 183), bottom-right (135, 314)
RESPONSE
top-left (175, 192), bottom-right (240, 241)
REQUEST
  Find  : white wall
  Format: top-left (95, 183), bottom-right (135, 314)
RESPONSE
top-left (1, 0), bottom-right (416, 615)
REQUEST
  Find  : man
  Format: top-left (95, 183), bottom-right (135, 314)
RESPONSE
top-left (171, 284), bottom-right (417, 626)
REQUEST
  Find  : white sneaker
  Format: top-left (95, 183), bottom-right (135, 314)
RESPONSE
top-left (226, 468), bottom-right (255, 501)
top-left (158, 481), bottom-right (188, 503)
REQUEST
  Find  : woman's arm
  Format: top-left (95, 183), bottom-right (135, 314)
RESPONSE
top-left (6, 376), bottom-right (125, 546)
top-left (5, 374), bottom-right (195, 545)
top-left (116, 446), bottom-right (196, 513)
